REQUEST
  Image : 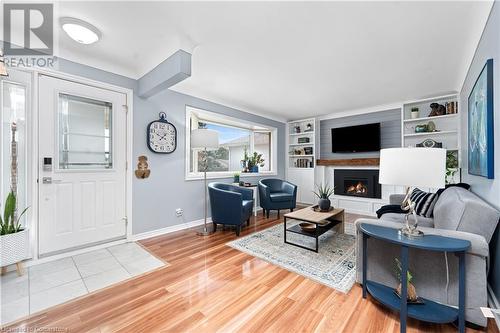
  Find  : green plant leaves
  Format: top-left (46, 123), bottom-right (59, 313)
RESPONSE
top-left (313, 183), bottom-right (335, 199)
top-left (0, 191), bottom-right (28, 235)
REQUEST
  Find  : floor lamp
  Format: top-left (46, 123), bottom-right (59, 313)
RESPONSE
top-left (191, 128), bottom-right (219, 236)
top-left (379, 148), bottom-right (446, 237)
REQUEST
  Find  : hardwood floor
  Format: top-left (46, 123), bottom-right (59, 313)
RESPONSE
top-left (4, 212), bottom-right (499, 332)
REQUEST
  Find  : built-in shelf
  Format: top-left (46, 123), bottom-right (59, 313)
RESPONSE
top-left (404, 130), bottom-right (457, 138)
top-left (289, 131), bottom-right (315, 136)
top-left (403, 113), bottom-right (458, 123)
top-left (289, 154), bottom-right (314, 157)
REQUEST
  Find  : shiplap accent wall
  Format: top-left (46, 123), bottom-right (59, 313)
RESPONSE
top-left (319, 109), bottom-right (401, 159)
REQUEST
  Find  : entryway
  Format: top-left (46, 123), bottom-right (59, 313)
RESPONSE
top-left (38, 75), bottom-right (128, 256)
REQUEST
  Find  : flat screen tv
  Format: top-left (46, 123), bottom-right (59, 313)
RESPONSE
top-left (331, 123), bottom-right (381, 153)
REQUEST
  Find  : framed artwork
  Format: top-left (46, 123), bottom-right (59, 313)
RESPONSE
top-left (468, 58), bottom-right (494, 179)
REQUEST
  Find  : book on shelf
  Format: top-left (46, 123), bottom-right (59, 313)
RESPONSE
top-left (294, 158), bottom-right (314, 168)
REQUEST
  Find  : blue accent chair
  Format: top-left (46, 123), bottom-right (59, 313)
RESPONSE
top-left (208, 182), bottom-right (254, 236)
top-left (258, 178), bottom-right (297, 218)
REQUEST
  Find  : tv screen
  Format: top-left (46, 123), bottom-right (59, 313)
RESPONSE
top-left (331, 123), bottom-right (381, 152)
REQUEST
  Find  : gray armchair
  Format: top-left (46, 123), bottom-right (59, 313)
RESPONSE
top-left (258, 178), bottom-right (297, 218)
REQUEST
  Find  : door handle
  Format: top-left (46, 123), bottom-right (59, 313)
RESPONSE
top-left (42, 177), bottom-right (62, 184)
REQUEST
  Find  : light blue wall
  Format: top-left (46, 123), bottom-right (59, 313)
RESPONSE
top-left (319, 109), bottom-right (401, 159)
top-left (459, 2), bottom-right (500, 304)
top-left (133, 89), bottom-right (285, 234)
top-left (51, 57), bottom-right (286, 235)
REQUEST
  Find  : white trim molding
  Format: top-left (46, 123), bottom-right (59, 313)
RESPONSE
top-left (185, 105), bottom-right (278, 181)
top-left (132, 217), bottom-right (210, 241)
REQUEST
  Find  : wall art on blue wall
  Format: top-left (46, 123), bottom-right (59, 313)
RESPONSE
top-left (468, 58), bottom-right (494, 179)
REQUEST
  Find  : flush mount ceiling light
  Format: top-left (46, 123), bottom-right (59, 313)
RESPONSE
top-left (60, 17), bottom-right (101, 45)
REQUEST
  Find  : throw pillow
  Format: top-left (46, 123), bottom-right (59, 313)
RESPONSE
top-left (410, 188), bottom-right (439, 218)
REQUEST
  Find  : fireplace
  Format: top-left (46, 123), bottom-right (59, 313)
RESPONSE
top-left (334, 169), bottom-right (381, 199)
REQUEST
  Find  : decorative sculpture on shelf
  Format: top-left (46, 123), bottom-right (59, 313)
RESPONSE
top-left (428, 103), bottom-right (446, 117)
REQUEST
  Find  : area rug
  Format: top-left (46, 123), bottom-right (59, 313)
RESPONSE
top-left (227, 222), bottom-right (356, 293)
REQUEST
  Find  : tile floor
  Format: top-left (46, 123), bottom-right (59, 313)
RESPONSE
top-left (1, 242), bottom-right (167, 326)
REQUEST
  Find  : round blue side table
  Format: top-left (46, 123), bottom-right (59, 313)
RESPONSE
top-left (359, 223), bottom-right (471, 333)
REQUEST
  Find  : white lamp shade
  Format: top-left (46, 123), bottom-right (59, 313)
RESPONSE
top-left (379, 148), bottom-right (446, 189)
top-left (191, 129), bottom-right (219, 150)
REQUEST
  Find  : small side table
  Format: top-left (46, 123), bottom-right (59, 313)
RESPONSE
top-left (359, 223), bottom-right (471, 333)
top-left (233, 183), bottom-right (258, 216)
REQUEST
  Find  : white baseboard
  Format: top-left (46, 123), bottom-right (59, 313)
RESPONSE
top-left (131, 218), bottom-right (211, 241)
top-left (487, 284), bottom-right (500, 328)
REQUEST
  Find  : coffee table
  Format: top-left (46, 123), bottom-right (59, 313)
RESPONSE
top-left (283, 207), bottom-right (345, 253)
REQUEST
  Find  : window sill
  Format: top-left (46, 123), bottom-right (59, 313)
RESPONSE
top-left (185, 171), bottom-right (277, 181)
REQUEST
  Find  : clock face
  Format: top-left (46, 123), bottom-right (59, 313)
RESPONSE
top-left (148, 121), bottom-right (176, 153)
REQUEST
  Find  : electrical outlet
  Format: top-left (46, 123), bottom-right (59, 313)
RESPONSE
top-left (175, 208), bottom-right (183, 217)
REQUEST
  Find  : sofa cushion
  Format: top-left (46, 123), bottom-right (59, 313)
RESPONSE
top-left (433, 187), bottom-right (500, 243)
top-left (380, 212), bottom-right (434, 228)
top-left (410, 188), bottom-right (439, 218)
top-left (269, 192), bottom-right (293, 202)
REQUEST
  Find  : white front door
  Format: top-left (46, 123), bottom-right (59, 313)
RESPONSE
top-left (38, 75), bottom-right (127, 256)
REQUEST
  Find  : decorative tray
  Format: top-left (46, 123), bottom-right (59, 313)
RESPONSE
top-left (299, 222), bottom-right (316, 232)
top-left (311, 205), bottom-right (334, 212)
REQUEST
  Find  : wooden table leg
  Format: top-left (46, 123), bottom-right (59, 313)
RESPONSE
top-left (16, 262), bottom-right (24, 276)
top-left (1, 266), bottom-right (7, 275)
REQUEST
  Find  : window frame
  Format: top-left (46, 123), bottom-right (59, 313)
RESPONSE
top-left (185, 106), bottom-right (277, 180)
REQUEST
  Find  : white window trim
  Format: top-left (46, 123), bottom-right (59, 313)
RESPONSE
top-left (185, 106), bottom-right (277, 181)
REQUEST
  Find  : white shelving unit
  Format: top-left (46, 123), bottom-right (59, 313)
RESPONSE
top-left (401, 93), bottom-right (461, 183)
top-left (286, 118), bottom-right (316, 204)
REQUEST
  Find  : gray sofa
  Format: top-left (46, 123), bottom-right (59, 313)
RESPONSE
top-left (355, 186), bottom-right (500, 327)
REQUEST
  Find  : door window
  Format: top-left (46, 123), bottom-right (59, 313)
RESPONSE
top-left (58, 94), bottom-right (112, 169)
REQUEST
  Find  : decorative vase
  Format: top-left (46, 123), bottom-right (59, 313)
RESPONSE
top-left (250, 165), bottom-right (259, 173)
top-left (410, 110), bottom-right (419, 119)
top-left (396, 283), bottom-right (418, 302)
top-left (0, 229), bottom-right (29, 267)
top-left (234, 175), bottom-right (240, 183)
top-left (318, 198), bottom-right (331, 211)
top-left (415, 124), bottom-right (428, 133)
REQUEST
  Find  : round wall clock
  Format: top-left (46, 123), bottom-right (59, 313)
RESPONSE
top-left (147, 112), bottom-right (177, 154)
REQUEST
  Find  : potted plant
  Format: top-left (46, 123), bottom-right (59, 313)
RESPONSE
top-left (446, 150), bottom-right (459, 184)
top-left (249, 152), bottom-right (265, 173)
top-left (410, 107), bottom-right (419, 119)
top-left (241, 147), bottom-right (250, 173)
top-left (1, 191), bottom-right (29, 275)
top-left (233, 172), bottom-right (240, 184)
top-left (312, 183), bottom-right (335, 211)
top-left (394, 258), bottom-right (418, 302)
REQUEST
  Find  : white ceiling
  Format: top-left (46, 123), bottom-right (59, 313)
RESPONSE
top-left (55, 1), bottom-right (493, 121)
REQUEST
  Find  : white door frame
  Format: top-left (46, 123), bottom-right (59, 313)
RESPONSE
top-left (14, 67), bottom-right (133, 262)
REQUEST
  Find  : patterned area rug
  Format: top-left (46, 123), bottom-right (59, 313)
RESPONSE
top-left (227, 222), bottom-right (356, 293)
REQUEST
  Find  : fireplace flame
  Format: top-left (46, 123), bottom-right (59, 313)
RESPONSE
top-left (346, 182), bottom-right (368, 195)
